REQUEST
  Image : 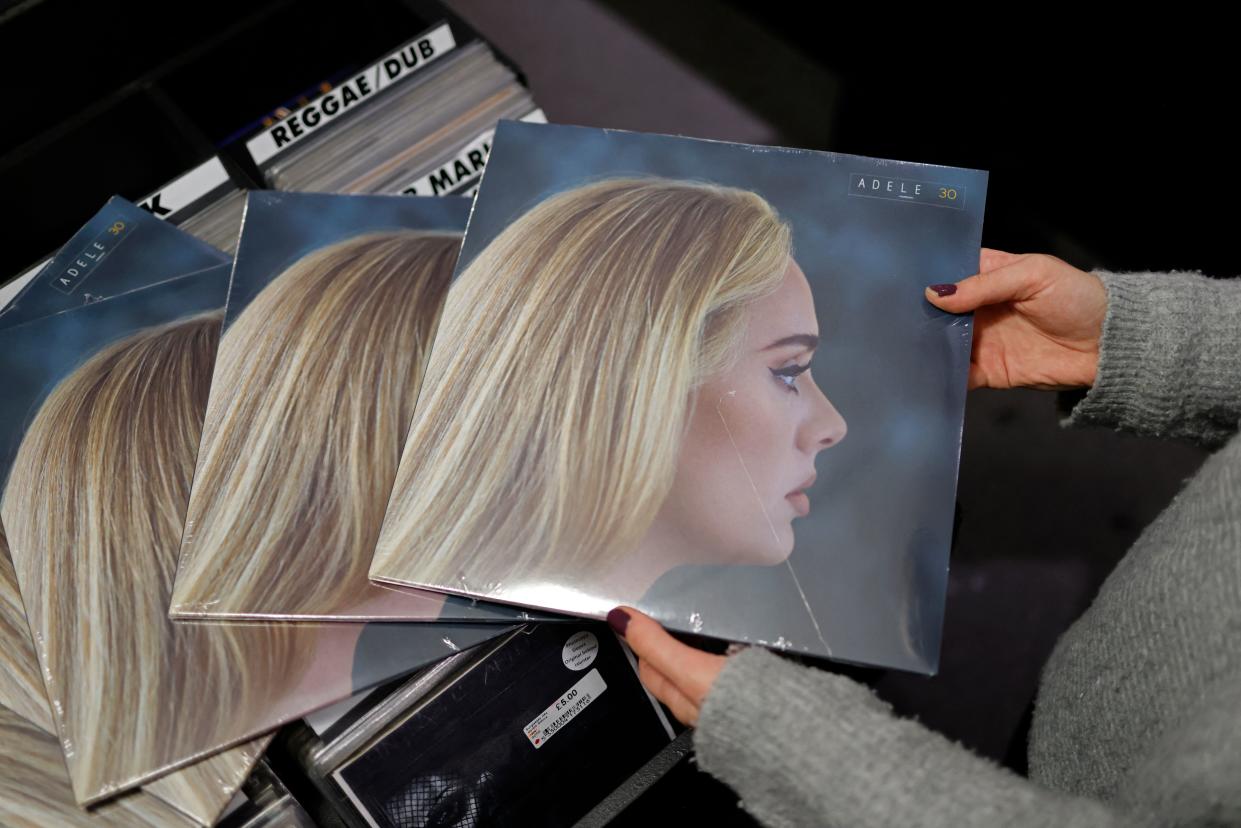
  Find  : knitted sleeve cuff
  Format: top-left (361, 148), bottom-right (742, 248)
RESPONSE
top-left (1058, 269), bottom-right (1241, 449)
top-left (692, 647), bottom-right (1128, 828)
top-left (692, 646), bottom-right (893, 827)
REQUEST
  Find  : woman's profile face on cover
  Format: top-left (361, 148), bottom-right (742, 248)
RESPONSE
top-left (648, 255), bottom-right (847, 567)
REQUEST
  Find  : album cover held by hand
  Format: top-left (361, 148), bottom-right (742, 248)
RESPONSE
top-left (370, 121), bottom-right (987, 673)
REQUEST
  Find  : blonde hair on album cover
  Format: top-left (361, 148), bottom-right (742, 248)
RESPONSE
top-left (172, 231), bottom-right (461, 617)
top-left (0, 311), bottom-right (300, 804)
top-left (0, 526), bottom-right (53, 734)
top-left (372, 177), bottom-right (792, 591)
top-left (2, 527), bottom-right (266, 825)
top-left (0, 707), bottom-right (196, 827)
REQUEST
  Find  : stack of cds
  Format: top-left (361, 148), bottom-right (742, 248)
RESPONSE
top-left (0, 72), bottom-right (988, 825)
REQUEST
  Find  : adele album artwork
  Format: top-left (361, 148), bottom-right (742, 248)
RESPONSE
top-left (169, 191), bottom-right (550, 624)
top-left (0, 196), bottom-right (229, 330)
top-left (1, 530), bottom-right (272, 828)
top-left (0, 259), bottom-right (512, 808)
top-left (371, 121), bottom-right (988, 673)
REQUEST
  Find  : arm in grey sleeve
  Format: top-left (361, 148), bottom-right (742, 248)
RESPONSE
top-left (1057, 269), bottom-right (1241, 450)
top-left (691, 647), bottom-right (1137, 828)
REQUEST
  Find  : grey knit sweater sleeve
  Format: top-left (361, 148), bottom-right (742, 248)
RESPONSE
top-left (694, 647), bottom-right (1135, 828)
top-left (693, 646), bottom-right (1241, 828)
top-left (1058, 269), bottom-right (1241, 447)
top-left (690, 268), bottom-right (1241, 828)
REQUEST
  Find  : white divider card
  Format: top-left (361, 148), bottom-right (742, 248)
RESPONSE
top-left (246, 23), bottom-right (459, 167)
top-left (137, 157), bottom-right (233, 222)
top-left (401, 109), bottom-right (547, 197)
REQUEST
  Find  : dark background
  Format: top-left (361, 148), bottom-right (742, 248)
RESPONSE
top-left (0, 0), bottom-right (1225, 821)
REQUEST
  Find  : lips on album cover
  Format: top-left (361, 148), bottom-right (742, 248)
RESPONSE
top-left (169, 191), bottom-right (551, 624)
top-left (0, 265), bottom-right (512, 808)
top-left (370, 120), bottom-right (987, 673)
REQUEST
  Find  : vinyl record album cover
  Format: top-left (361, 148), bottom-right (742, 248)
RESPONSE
top-left (371, 121), bottom-right (987, 673)
top-left (0, 196), bottom-right (229, 331)
top-left (0, 266), bottom-right (513, 807)
top-left (170, 191), bottom-right (547, 624)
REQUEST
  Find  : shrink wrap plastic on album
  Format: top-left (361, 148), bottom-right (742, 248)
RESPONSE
top-left (169, 190), bottom-right (554, 625)
top-left (0, 199), bottom-right (512, 811)
top-left (370, 121), bottom-right (987, 674)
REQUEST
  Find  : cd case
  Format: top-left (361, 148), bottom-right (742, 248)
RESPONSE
top-left (371, 120), bottom-right (987, 673)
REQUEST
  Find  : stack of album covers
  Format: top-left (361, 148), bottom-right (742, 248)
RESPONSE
top-left (0, 198), bottom-right (517, 826)
top-left (168, 190), bottom-right (549, 625)
top-left (0, 117), bottom-right (987, 826)
top-left (257, 38), bottom-right (543, 196)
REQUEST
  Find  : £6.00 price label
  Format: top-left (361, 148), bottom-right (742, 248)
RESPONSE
top-left (523, 668), bottom-right (607, 749)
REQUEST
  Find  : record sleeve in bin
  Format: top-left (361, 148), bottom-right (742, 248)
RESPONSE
top-left (331, 623), bottom-right (674, 828)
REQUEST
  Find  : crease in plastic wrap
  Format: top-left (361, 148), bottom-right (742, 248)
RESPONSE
top-left (370, 121), bottom-right (987, 674)
top-left (0, 199), bottom-right (513, 808)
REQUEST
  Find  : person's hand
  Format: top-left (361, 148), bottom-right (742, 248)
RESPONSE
top-left (924, 249), bottom-right (1108, 391)
top-left (607, 606), bottom-right (727, 727)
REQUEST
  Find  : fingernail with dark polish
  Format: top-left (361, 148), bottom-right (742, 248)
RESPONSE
top-left (928, 283), bottom-right (957, 297)
top-left (607, 607), bottom-right (631, 637)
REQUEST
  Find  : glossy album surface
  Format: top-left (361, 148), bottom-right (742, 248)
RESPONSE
top-left (371, 121), bottom-right (987, 673)
top-left (170, 191), bottom-right (546, 625)
top-left (0, 240), bottom-right (511, 807)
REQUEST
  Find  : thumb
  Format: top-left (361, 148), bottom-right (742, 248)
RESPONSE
top-left (608, 606), bottom-right (722, 703)
top-left (924, 260), bottom-right (1036, 313)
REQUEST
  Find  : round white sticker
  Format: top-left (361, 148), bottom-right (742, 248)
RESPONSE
top-left (562, 630), bottom-right (599, 671)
